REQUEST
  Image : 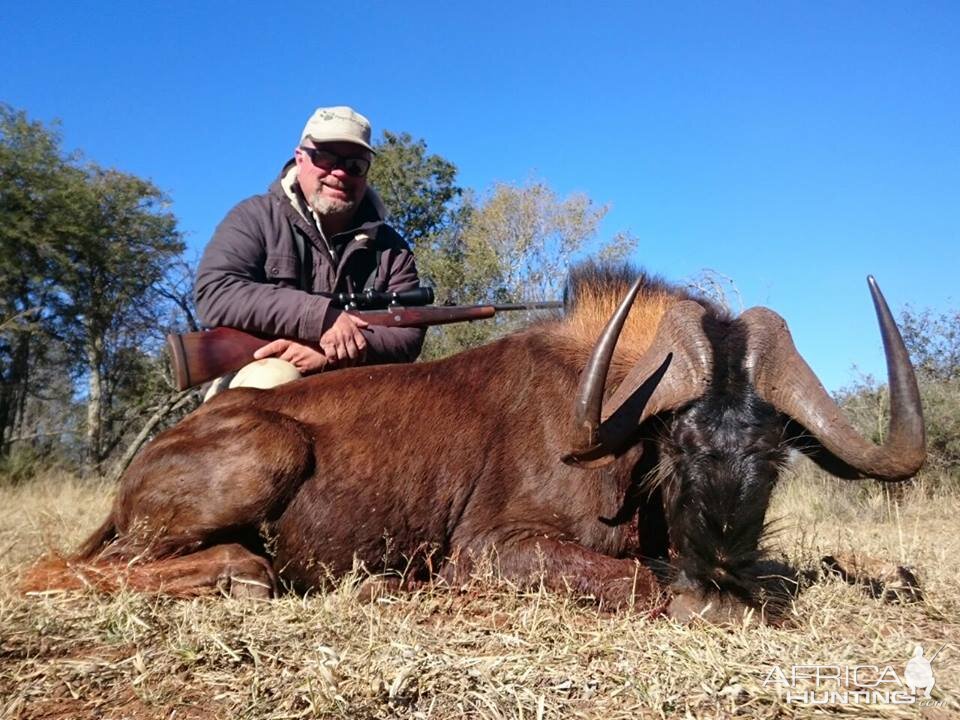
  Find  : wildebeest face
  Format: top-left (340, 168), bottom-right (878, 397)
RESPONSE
top-left (660, 386), bottom-right (789, 605)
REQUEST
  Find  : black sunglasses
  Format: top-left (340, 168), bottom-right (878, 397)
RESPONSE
top-left (298, 146), bottom-right (371, 177)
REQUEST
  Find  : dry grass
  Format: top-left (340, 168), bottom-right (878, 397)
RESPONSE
top-left (1, 465), bottom-right (958, 719)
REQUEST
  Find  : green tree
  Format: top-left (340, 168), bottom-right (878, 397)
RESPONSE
top-left (900, 306), bottom-right (960, 475)
top-left (367, 130), bottom-right (472, 304)
top-left (0, 105), bottom-right (186, 477)
top-left (422, 181), bottom-right (638, 359)
top-left (900, 306), bottom-right (960, 381)
top-left (459, 181), bottom-right (633, 300)
top-left (368, 130), bottom-right (464, 248)
top-left (367, 134), bottom-right (637, 338)
top-left (0, 105), bottom-right (76, 458)
top-left (50, 167), bottom-right (184, 473)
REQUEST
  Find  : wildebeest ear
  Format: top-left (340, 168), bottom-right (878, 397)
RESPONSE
top-left (600, 302), bottom-right (713, 422)
top-left (782, 419), bottom-right (874, 480)
top-left (561, 353), bottom-right (673, 468)
top-left (561, 448), bottom-right (618, 469)
top-left (564, 300), bottom-right (714, 470)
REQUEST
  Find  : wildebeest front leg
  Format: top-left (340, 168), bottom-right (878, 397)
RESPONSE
top-left (455, 537), bottom-right (665, 610)
top-left (121, 543), bottom-right (278, 598)
top-left (21, 543), bottom-right (278, 598)
top-left (821, 552), bottom-right (923, 603)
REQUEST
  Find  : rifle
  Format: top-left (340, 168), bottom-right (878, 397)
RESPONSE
top-left (166, 289), bottom-right (563, 390)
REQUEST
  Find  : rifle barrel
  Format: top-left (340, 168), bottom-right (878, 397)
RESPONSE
top-left (349, 304), bottom-right (497, 326)
top-left (491, 301), bottom-right (564, 311)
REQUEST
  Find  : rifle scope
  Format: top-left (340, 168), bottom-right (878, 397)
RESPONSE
top-left (333, 287), bottom-right (435, 310)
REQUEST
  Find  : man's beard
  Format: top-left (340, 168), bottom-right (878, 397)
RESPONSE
top-left (309, 191), bottom-right (357, 218)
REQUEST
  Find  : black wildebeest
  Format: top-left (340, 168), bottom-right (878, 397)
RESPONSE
top-left (23, 264), bottom-right (925, 619)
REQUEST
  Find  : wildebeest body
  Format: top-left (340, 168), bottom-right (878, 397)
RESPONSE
top-left (23, 264), bottom-right (924, 617)
top-left (113, 322), bottom-right (664, 599)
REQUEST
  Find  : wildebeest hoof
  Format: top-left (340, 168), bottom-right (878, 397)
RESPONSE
top-left (213, 544), bottom-right (278, 599)
top-left (225, 575), bottom-right (274, 599)
top-left (821, 553), bottom-right (923, 603)
top-left (355, 575), bottom-right (411, 603)
top-left (666, 591), bottom-right (756, 625)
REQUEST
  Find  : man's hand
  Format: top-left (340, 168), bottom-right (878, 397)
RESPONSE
top-left (254, 339), bottom-right (331, 374)
top-left (319, 311), bottom-right (369, 366)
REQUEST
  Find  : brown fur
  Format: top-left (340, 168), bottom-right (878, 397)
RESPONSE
top-left (20, 275), bottom-right (691, 609)
top-left (21, 544), bottom-right (276, 598)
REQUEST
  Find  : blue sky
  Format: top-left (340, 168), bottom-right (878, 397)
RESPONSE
top-left (3, 1), bottom-right (957, 391)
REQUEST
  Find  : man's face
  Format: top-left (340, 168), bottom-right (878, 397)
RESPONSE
top-left (295, 141), bottom-right (371, 219)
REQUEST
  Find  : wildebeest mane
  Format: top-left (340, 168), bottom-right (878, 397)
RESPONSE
top-left (524, 261), bottom-right (728, 386)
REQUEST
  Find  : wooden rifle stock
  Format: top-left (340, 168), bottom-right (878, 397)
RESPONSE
top-left (167, 303), bottom-right (562, 391)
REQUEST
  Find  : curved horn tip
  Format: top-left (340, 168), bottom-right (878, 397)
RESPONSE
top-left (865, 275), bottom-right (899, 322)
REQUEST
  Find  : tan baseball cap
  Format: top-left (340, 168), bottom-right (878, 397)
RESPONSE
top-left (300, 106), bottom-right (375, 153)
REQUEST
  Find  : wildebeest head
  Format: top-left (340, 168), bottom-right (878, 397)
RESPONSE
top-left (561, 264), bottom-right (925, 612)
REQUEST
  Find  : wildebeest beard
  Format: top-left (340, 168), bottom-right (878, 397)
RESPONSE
top-left (650, 315), bottom-right (795, 608)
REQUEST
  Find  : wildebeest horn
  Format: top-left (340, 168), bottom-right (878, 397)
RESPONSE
top-left (565, 284), bottom-right (713, 468)
top-left (566, 274), bottom-right (645, 463)
top-left (741, 276), bottom-right (925, 481)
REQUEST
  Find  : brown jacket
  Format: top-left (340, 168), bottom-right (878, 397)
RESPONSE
top-left (195, 161), bottom-right (425, 364)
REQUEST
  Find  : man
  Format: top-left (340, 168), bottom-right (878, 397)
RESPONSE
top-left (195, 106), bottom-right (425, 396)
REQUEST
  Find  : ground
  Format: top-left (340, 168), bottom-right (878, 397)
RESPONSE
top-left (1, 462), bottom-right (958, 719)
